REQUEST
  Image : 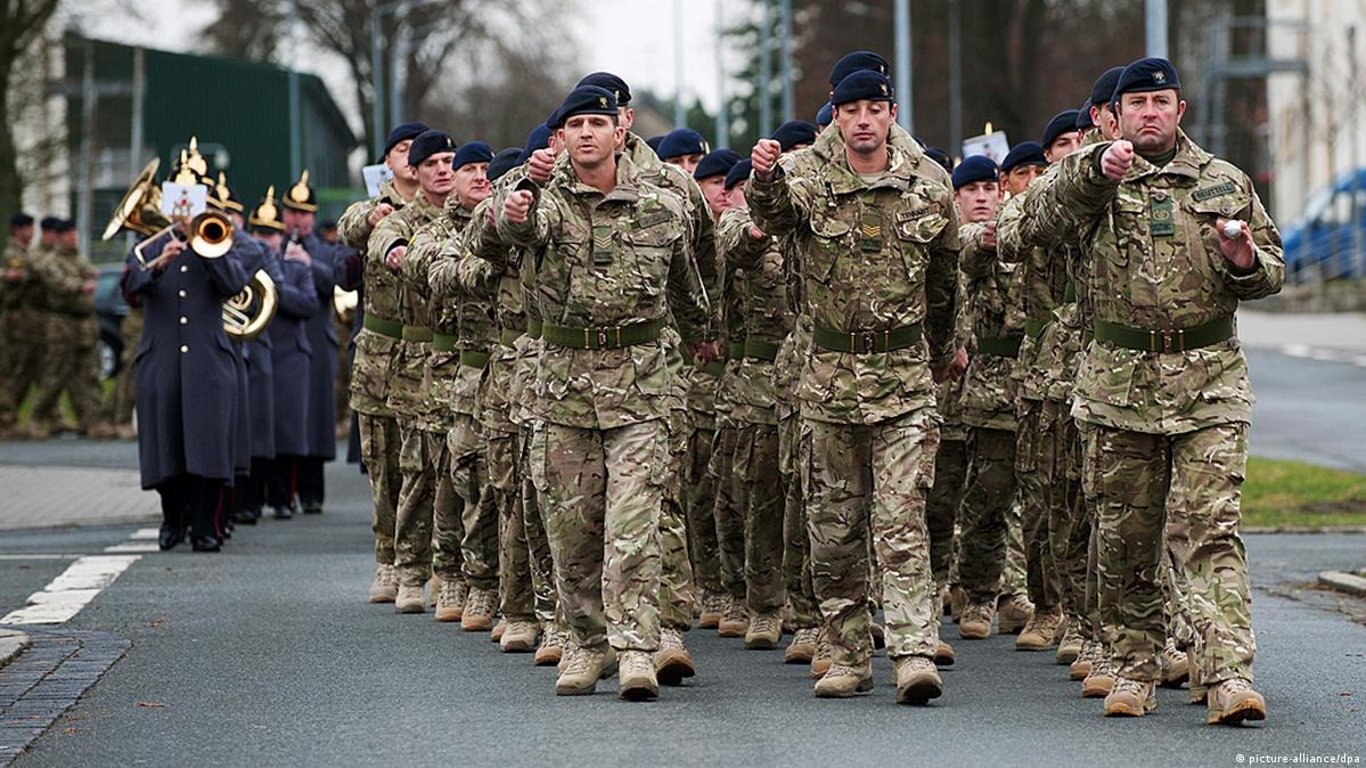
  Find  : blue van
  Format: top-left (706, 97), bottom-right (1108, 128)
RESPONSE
top-left (1283, 170), bottom-right (1366, 281)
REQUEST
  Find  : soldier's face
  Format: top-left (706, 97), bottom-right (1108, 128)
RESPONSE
top-left (416, 152), bottom-right (456, 197)
top-left (726, 185), bottom-right (747, 209)
top-left (667, 154), bottom-right (705, 175)
top-left (11, 224), bottom-right (33, 245)
top-left (387, 140), bottom-right (418, 182)
top-left (1091, 104), bottom-right (1121, 141)
top-left (835, 99), bottom-right (897, 155)
top-left (1045, 131), bottom-right (1083, 162)
top-left (453, 162), bottom-right (491, 210)
top-left (955, 181), bottom-right (1000, 223)
top-left (698, 176), bottom-right (729, 218)
top-left (283, 209), bottom-right (314, 235)
top-left (1117, 89), bottom-right (1185, 153)
top-left (562, 115), bottom-right (624, 168)
top-left (59, 231), bottom-right (78, 249)
top-left (1002, 165), bottom-right (1045, 196)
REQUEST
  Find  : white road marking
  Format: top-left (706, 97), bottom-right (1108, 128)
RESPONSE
top-left (0, 554), bottom-right (83, 560)
top-left (103, 542), bottom-right (161, 553)
top-left (2, 554), bottom-right (141, 625)
top-left (130, 527), bottom-right (160, 541)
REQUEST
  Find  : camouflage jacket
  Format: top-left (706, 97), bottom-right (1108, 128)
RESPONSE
top-left (371, 194), bottom-right (443, 420)
top-left (1016, 130), bottom-right (1284, 434)
top-left (935, 268), bottom-right (972, 440)
top-left (746, 132), bottom-right (960, 426)
top-left (717, 205), bottom-right (795, 425)
top-left (495, 152), bottom-right (710, 430)
top-left (337, 177), bottom-right (407, 250)
top-left (957, 221), bottom-right (1022, 431)
top-left (407, 201), bottom-right (473, 428)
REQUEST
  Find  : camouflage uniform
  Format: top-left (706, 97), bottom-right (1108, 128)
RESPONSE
top-left (717, 204), bottom-right (794, 616)
top-left (954, 220), bottom-right (1024, 608)
top-left (1013, 130), bottom-right (1282, 685)
top-left (925, 272), bottom-right (971, 605)
top-left (746, 127), bottom-right (959, 667)
top-left (370, 194), bottom-right (442, 587)
top-left (30, 244), bottom-right (101, 431)
top-left (495, 152), bottom-right (711, 655)
top-left (777, 320), bottom-right (818, 632)
top-left (0, 237), bottom-right (46, 431)
top-left (341, 178), bottom-right (409, 571)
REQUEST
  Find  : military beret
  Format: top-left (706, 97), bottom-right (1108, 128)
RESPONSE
top-left (645, 135), bottom-right (666, 155)
top-left (10, 212), bottom-right (33, 228)
top-left (487, 147), bottom-right (523, 183)
top-left (40, 216), bottom-right (62, 230)
top-left (1090, 66), bottom-right (1124, 108)
top-left (924, 147), bottom-right (954, 174)
top-left (1075, 99), bottom-right (1096, 130)
top-left (382, 121), bottom-right (429, 160)
top-left (772, 120), bottom-right (818, 152)
top-left (518, 123), bottom-right (552, 165)
top-left (556, 85), bottom-right (618, 124)
top-left (1041, 110), bottom-right (1081, 149)
top-left (1114, 57), bottom-right (1181, 103)
top-left (408, 130), bottom-right (457, 167)
top-left (828, 50), bottom-right (889, 89)
top-left (575, 72), bottom-right (631, 105)
top-left (831, 70), bottom-right (894, 107)
top-left (658, 128), bottom-right (709, 160)
top-left (724, 158), bottom-right (752, 191)
top-left (694, 148), bottom-right (741, 181)
top-left (951, 155), bottom-right (998, 189)
top-left (815, 101), bottom-right (833, 127)
top-left (54, 218), bottom-right (76, 233)
top-left (1000, 141), bottom-right (1047, 173)
top-left (452, 141), bottom-right (493, 172)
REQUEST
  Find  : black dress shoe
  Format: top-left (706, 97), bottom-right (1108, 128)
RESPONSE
top-left (158, 525), bottom-right (184, 551)
top-left (191, 536), bottom-right (222, 552)
top-left (232, 509), bottom-right (258, 525)
top-left (301, 502), bottom-right (323, 515)
top-left (272, 506), bottom-right (293, 520)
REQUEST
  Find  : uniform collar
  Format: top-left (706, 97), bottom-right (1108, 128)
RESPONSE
top-left (555, 151), bottom-right (642, 204)
top-left (823, 141), bottom-right (915, 196)
top-left (1127, 129), bottom-right (1209, 181)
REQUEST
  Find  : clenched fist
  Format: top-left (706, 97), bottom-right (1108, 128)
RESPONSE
top-left (751, 139), bottom-right (782, 179)
top-left (526, 148), bottom-right (556, 184)
top-left (385, 245), bottom-right (407, 270)
top-left (1101, 140), bottom-right (1135, 181)
top-left (367, 202), bottom-right (394, 227)
top-left (504, 190), bottom-right (535, 224)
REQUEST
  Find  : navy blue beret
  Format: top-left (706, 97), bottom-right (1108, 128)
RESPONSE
top-left (772, 120), bottom-right (818, 152)
top-left (658, 128), bottom-right (709, 160)
top-left (54, 218), bottom-right (76, 233)
top-left (1090, 66), bottom-right (1124, 107)
top-left (924, 147), bottom-right (954, 174)
top-left (382, 121), bottom-right (429, 159)
top-left (829, 50), bottom-right (889, 88)
top-left (556, 85), bottom-right (618, 123)
top-left (724, 159), bottom-right (753, 191)
top-left (575, 72), bottom-right (631, 105)
top-left (646, 136), bottom-right (666, 155)
top-left (1114, 57), bottom-right (1181, 103)
top-left (487, 147), bottom-right (523, 183)
top-left (517, 123), bottom-right (551, 165)
top-left (40, 216), bottom-right (62, 230)
top-left (408, 130), bottom-right (457, 167)
top-left (453, 141), bottom-right (493, 172)
top-left (1000, 141), bottom-right (1047, 173)
top-left (1075, 99), bottom-right (1096, 130)
top-left (815, 101), bottom-right (833, 127)
top-left (952, 155), bottom-right (998, 189)
top-left (1041, 110), bottom-right (1081, 149)
top-left (694, 148), bottom-right (741, 181)
top-left (10, 212), bottom-right (33, 228)
top-left (831, 70), bottom-right (894, 107)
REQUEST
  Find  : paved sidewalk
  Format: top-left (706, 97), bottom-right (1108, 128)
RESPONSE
top-left (0, 466), bottom-right (155, 531)
top-left (1240, 309), bottom-right (1366, 355)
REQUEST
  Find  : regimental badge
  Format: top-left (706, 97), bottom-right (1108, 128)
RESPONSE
top-left (1149, 190), bottom-right (1175, 237)
top-left (880, 82), bottom-right (889, 96)
top-left (599, 96), bottom-right (608, 108)
top-left (290, 170), bottom-right (311, 203)
top-left (1153, 71), bottom-right (1167, 85)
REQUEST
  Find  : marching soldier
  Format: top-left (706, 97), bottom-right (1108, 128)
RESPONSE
top-left (30, 220), bottom-right (102, 436)
top-left (656, 128), bottom-right (710, 176)
top-left (1, 213), bottom-right (37, 436)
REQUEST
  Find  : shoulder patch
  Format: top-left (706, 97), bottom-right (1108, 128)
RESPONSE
top-left (635, 210), bottom-right (673, 229)
top-left (1192, 181), bottom-right (1237, 202)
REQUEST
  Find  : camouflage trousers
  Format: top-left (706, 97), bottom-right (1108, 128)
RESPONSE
top-left (1039, 400), bottom-right (1089, 630)
top-left (805, 409), bottom-right (940, 665)
top-left (734, 421), bottom-right (786, 614)
top-left (957, 427), bottom-right (1019, 605)
top-left (684, 423), bottom-right (723, 599)
top-left (660, 408), bottom-right (696, 630)
top-left (530, 419), bottom-right (668, 653)
top-left (516, 423), bottom-right (559, 625)
top-left (394, 416), bottom-right (436, 586)
top-left (1083, 422), bottom-right (1255, 685)
top-left (450, 413), bottom-right (498, 592)
top-left (925, 436), bottom-right (969, 605)
top-left (1016, 398), bottom-right (1061, 613)
top-left (32, 321), bottom-right (102, 428)
top-left (357, 412), bottom-right (401, 565)
top-left (496, 425), bottom-right (554, 622)
top-left (0, 317), bottom-right (48, 428)
top-left (780, 414), bottom-right (818, 630)
top-left (710, 422), bottom-right (746, 602)
top-left (431, 431), bottom-right (464, 583)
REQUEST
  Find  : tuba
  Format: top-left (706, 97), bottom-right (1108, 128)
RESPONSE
top-left (102, 158), bottom-right (169, 241)
top-left (224, 269), bottom-right (278, 341)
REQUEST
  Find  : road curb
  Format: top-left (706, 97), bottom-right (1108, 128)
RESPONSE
top-left (0, 627), bottom-right (32, 671)
top-left (1244, 526), bottom-right (1366, 534)
top-left (1317, 570), bottom-right (1366, 597)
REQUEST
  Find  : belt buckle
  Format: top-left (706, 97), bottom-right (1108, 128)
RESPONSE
top-left (1159, 329), bottom-right (1184, 353)
top-left (597, 329), bottom-right (610, 348)
top-left (861, 330), bottom-right (877, 353)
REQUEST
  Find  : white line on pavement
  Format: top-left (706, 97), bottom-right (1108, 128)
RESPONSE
top-left (129, 527), bottom-right (160, 541)
top-left (0, 554), bottom-right (84, 560)
top-left (2, 554), bottom-right (141, 625)
top-left (103, 542), bottom-right (161, 553)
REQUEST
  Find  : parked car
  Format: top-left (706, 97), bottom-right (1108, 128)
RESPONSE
top-left (1283, 170), bottom-right (1366, 282)
top-left (94, 263), bottom-right (129, 379)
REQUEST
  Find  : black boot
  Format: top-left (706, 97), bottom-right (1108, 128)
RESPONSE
top-left (158, 524), bottom-right (184, 551)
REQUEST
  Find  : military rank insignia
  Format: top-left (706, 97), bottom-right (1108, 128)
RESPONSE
top-left (1149, 191), bottom-right (1175, 237)
top-left (859, 212), bottom-right (883, 253)
top-left (592, 224), bottom-right (614, 266)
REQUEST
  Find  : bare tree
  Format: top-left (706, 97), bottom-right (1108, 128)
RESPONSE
top-left (0, 0), bottom-right (61, 223)
top-left (200, 0), bottom-right (288, 61)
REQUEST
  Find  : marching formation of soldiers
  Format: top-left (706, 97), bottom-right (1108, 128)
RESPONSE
top-left (105, 46), bottom-right (1281, 725)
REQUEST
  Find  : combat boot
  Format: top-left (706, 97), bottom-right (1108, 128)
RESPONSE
top-left (958, 603), bottom-right (994, 640)
top-left (1103, 677), bottom-right (1157, 717)
top-left (809, 633), bottom-right (834, 679)
top-left (534, 625), bottom-right (567, 667)
top-left (938, 585), bottom-right (952, 619)
top-left (1015, 608), bottom-right (1065, 651)
top-left (395, 583), bottom-right (426, 614)
top-left (813, 661), bottom-right (874, 698)
top-left (555, 645), bottom-right (617, 696)
top-left (1082, 653), bottom-right (1117, 698)
top-left (744, 611), bottom-right (783, 650)
top-left (1056, 622), bottom-right (1085, 665)
top-left (697, 592), bottom-right (725, 629)
top-left (500, 620), bottom-right (539, 653)
top-left (784, 627), bottom-right (819, 664)
top-left (491, 618), bottom-right (507, 642)
top-left (996, 593), bottom-right (1034, 635)
top-left (717, 601), bottom-right (750, 638)
top-left (949, 585), bottom-right (966, 624)
top-left (1205, 678), bottom-right (1266, 725)
top-left (461, 587), bottom-right (497, 631)
top-left (1159, 637), bottom-right (1189, 688)
top-left (1188, 663), bottom-right (1208, 705)
top-left (368, 564), bottom-right (398, 603)
top-left (618, 650), bottom-right (659, 701)
top-left (933, 640), bottom-right (956, 667)
top-left (655, 627), bottom-right (696, 685)
top-left (434, 579), bottom-right (468, 623)
top-left (426, 574), bottom-right (442, 607)
top-left (893, 656), bottom-right (943, 705)
top-left (1070, 640), bottom-right (1101, 681)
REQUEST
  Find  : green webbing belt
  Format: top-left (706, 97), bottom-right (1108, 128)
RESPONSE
top-left (362, 314), bottom-right (403, 339)
top-left (977, 335), bottom-right (1024, 358)
top-left (500, 327), bottom-right (525, 346)
top-left (460, 349), bottom-right (491, 368)
top-left (698, 360), bottom-right (726, 377)
top-left (743, 338), bottom-right (782, 362)
top-left (401, 325), bottom-right (433, 342)
top-left (1092, 316), bottom-right (1234, 353)
top-left (811, 322), bottom-right (922, 354)
top-left (1023, 319), bottom-right (1048, 341)
top-left (527, 318), bottom-right (543, 340)
top-left (540, 317), bottom-right (664, 350)
top-left (727, 341), bottom-right (746, 359)
top-left (431, 333), bottom-right (458, 352)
